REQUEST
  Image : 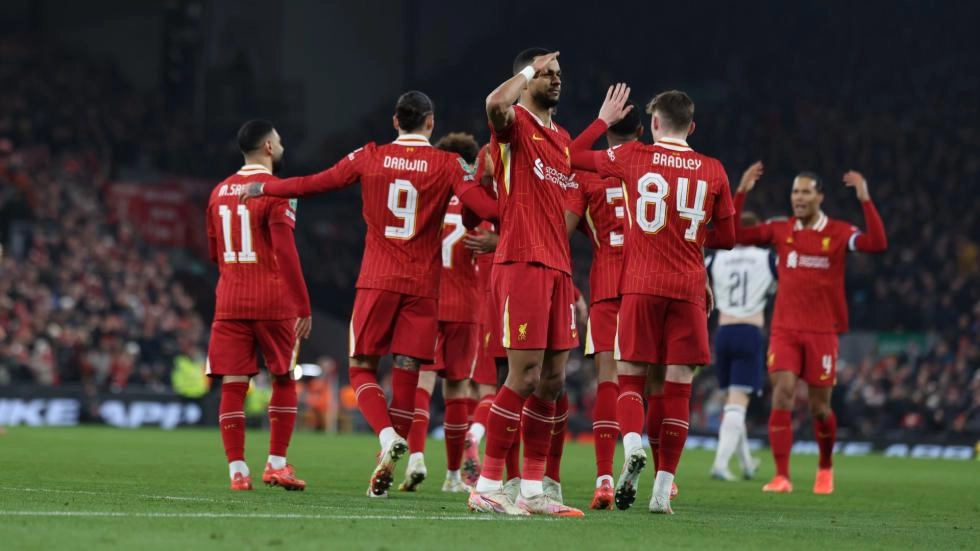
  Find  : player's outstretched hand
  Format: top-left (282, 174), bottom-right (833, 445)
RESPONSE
top-left (238, 182), bottom-right (265, 203)
top-left (295, 316), bottom-right (312, 340)
top-left (530, 51), bottom-right (560, 76)
top-left (463, 228), bottom-right (498, 254)
top-left (737, 161), bottom-right (764, 194)
top-left (598, 83), bottom-right (632, 126)
top-left (843, 170), bottom-right (870, 201)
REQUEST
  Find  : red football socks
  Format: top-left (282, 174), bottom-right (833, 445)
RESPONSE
top-left (349, 367), bottom-right (392, 435)
top-left (617, 374), bottom-right (646, 437)
top-left (593, 381), bottom-right (620, 478)
top-left (769, 409), bottom-right (794, 478)
top-left (545, 393), bottom-right (569, 482)
top-left (444, 397), bottom-right (469, 471)
top-left (466, 397), bottom-right (477, 423)
top-left (473, 394), bottom-right (493, 429)
top-left (647, 392), bottom-right (665, 471)
top-left (522, 394), bottom-right (556, 483)
top-left (388, 367), bottom-right (420, 437)
top-left (219, 381), bottom-right (249, 462)
top-left (268, 378), bottom-right (298, 458)
top-left (482, 385), bottom-right (523, 482)
top-left (407, 387), bottom-right (431, 453)
top-left (506, 433), bottom-right (522, 481)
top-left (658, 381), bottom-right (692, 475)
top-left (814, 411), bottom-right (837, 469)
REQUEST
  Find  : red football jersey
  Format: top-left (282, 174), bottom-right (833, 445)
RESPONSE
top-left (262, 135), bottom-right (479, 298)
top-left (208, 165), bottom-right (299, 320)
top-left (565, 170), bottom-right (627, 303)
top-left (490, 105), bottom-right (573, 274)
top-left (595, 138), bottom-right (734, 306)
top-left (743, 213), bottom-right (859, 334)
top-left (439, 197), bottom-right (480, 323)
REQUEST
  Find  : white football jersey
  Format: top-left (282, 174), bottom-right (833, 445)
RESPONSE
top-left (708, 246), bottom-right (775, 317)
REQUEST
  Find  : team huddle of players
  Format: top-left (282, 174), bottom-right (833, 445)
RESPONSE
top-left (205, 48), bottom-right (887, 516)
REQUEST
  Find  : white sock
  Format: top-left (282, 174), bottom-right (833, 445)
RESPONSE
top-left (446, 470), bottom-right (461, 481)
top-left (379, 427), bottom-right (398, 449)
top-left (596, 474), bottom-right (614, 488)
top-left (475, 476), bottom-right (502, 493)
top-left (266, 455), bottom-right (287, 470)
top-left (229, 460), bottom-right (249, 479)
top-left (521, 479), bottom-right (544, 497)
top-left (409, 452), bottom-right (424, 464)
top-left (468, 422), bottom-right (486, 443)
top-left (739, 418), bottom-right (756, 466)
top-left (623, 432), bottom-right (643, 454)
top-left (652, 471), bottom-right (675, 500)
top-left (713, 405), bottom-right (745, 472)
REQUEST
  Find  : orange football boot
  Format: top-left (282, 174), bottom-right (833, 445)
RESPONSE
top-left (590, 479), bottom-right (615, 510)
top-left (230, 472), bottom-right (253, 491)
top-left (263, 463), bottom-right (306, 491)
top-left (813, 468), bottom-right (834, 494)
top-left (762, 475), bottom-right (794, 493)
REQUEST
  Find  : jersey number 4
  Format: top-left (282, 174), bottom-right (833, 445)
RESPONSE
top-left (635, 173), bottom-right (708, 240)
top-left (218, 204), bottom-right (257, 263)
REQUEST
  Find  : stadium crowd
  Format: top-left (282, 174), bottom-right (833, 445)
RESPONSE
top-left (0, 10), bottom-right (977, 440)
top-left (0, 35), bottom-right (208, 392)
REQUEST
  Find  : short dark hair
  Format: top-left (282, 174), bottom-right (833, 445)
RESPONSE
top-left (395, 91), bottom-right (434, 132)
top-left (645, 90), bottom-right (695, 132)
top-left (608, 102), bottom-right (642, 137)
top-left (795, 171), bottom-right (824, 192)
top-left (237, 119), bottom-right (275, 154)
top-left (435, 132), bottom-right (480, 164)
top-left (513, 47), bottom-right (550, 74)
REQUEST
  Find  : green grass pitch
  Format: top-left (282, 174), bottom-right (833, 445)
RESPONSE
top-left (0, 427), bottom-right (976, 550)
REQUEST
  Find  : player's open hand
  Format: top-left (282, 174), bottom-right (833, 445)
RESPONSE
top-left (843, 170), bottom-right (870, 201)
top-left (530, 51), bottom-right (560, 75)
top-left (598, 83), bottom-right (632, 126)
top-left (295, 316), bottom-right (312, 340)
top-left (463, 228), bottom-right (498, 254)
top-left (238, 182), bottom-right (265, 203)
top-left (738, 161), bottom-right (764, 193)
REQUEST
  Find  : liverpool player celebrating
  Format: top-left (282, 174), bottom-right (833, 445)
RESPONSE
top-left (562, 104), bottom-right (641, 509)
top-left (240, 92), bottom-right (497, 498)
top-left (734, 168), bottom-right (887, 494)
top-left (571, 86), bottom-right (736, 514)
top-left (467, 48), bottom-right (583, 517)
top-left (399, 132), bottom-right (485, 494)
top-left (206, 120), bottom-right (311, 491)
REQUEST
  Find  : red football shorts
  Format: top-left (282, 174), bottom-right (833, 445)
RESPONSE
top-left (767, 328), bottom-right (839, 387)
top-left (349, 288), bottom-right (438, 363)
top-left (425, 321), bottom-right (479, 381)
top-left (207, 319), bottom-right (298, 378)
top-left (492, 262), bottom-right (578, 351)
top-left (615, 294), bottom-right (709, 366)
top-left (481, 288), bottom-right (506, 359)
top-left (585, 297), bottom-right (621, 356)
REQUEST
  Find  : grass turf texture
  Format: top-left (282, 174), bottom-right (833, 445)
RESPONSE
top-left (0, 427), bottom-right (976, 550)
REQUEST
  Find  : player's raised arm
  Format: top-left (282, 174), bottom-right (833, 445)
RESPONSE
top-left (486, 51), bottom-right (559, 133)
top-left (843, 170), bottom-right (888, 253)
top-left (733, 161), bottom-right (774, 246)
top-left (570, 83), bottom-right (632, 174)
top-left (564, 179), bottom-right (585, 237)
top-left (704, 169), bottom-right (736, 250)
top-left (240, 148), bottom-right (367, 202)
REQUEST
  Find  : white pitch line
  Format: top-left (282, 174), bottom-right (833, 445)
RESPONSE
top-left (0, 510), bottom-right (544, 521)
top-left (0, 486), bottom-right (223, 504)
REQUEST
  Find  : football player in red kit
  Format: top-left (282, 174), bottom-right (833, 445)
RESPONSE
top-left (206, 119), bottom-right (311, 492)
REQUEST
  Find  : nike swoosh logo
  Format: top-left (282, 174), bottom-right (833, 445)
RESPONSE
top-left (506, 426), bottom-right (518, 432)
top-left (532, 134), bottom-right (544, 141)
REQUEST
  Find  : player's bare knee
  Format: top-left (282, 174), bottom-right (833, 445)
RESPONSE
top-left (393, 354), bottom-right (421, 372)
